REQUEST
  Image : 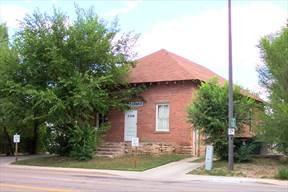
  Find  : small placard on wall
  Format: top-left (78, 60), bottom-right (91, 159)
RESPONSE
top-left (131, 137), bottom-right (139, 147)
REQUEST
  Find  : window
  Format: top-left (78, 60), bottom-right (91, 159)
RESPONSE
top-left (156, 104), bottom-right (169, 132)
top-left (94, 113), bottom-right (108, 129)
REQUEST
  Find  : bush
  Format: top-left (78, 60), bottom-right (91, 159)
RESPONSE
top-left (234, 143), bottom-right (256, 163)
top-left (212, 139), bottom-right (256, 162)
top-left (45, 121), bottom-right (111, 160)
top-left (213, 138), bottom-right (228, 160)
top-left (276, 167), bottom-right (288, 180)
top-left (46, 124), bottom-right (71, 156)
top-left (69, 123), bottom-right (96, 161)
top-left (276, 168), bottom-right (288, 180)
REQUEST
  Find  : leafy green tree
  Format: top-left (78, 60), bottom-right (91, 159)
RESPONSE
top-left (4, 7), bottom-right (141, 159)
top-left (0, 23), bottom-right (24, 155)
top-left (187, 78), bottom-right (257, 160)
top-left (257, 27), bottom-right (288, 155)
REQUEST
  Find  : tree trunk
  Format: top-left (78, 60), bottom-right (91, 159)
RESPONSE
top-left (30, 115), bottom-right (39, 154)
top-left (3, 126), bottom-right (14, 156)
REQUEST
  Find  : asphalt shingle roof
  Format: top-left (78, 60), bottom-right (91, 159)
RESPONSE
top-left (129, 49), bottom-right (262, 102)
top-left (130, 49), bottom-right (226, 84)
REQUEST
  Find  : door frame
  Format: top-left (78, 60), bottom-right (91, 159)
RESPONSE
top-left (124, 110), bottom-right (138, 141)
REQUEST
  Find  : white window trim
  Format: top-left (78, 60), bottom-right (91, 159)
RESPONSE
top-left (155, 103), bottom-right (170, 132)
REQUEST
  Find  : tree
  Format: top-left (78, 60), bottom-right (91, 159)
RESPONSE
top-left (257, 27), bottom-right (288, 155)
top-left (0, 23), bottom-right (24, 155)
top-left (187, 78), bottom-right (257, 160)
top-left (1, 7), bottom-right (141, 159)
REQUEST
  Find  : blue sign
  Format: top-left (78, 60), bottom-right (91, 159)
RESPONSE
top-left (129, 101), bottom-right (144, 107)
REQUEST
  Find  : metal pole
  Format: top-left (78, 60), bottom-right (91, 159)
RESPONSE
top-left (228, 0), bottom-right (234, 171)
top-left (15, 143), bottom-right (18, 162)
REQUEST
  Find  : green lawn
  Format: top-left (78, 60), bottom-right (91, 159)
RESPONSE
top-left (190, 156), bottom-right (288, 179)
top-left (14, 154), bottom-right (188, 171)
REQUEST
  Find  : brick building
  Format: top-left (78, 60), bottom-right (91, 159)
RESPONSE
top-left (98, 49), bottom-right (260, 157)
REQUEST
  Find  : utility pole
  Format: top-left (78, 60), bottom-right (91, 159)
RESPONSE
top-left (228, 0), bottom-right (234, 171)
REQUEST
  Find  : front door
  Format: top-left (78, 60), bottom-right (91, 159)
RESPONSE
top-left (124, 110), bottom-right (137, 141)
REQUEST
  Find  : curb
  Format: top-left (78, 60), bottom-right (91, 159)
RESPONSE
top-left (185, 174), bottom-right (288, 186)
top-left (5, 164), bottom-right (139, 178)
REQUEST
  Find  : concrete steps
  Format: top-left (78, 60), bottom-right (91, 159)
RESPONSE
top-left (95, 142), bottom-right (125, 158)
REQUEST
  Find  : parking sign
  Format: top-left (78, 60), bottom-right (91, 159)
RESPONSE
top-left (13, 134), bottom-right (20, 143)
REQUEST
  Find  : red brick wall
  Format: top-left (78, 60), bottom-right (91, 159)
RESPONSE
top-left (105, 109), bottom-right (124, 142)
top-left (105, 81), bottom-right (197, 146)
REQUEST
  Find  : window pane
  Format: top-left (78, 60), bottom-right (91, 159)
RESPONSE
top-left (157, 104), bottom-right (169, 131)
top-left (158, 119), bottom-right (163, 130)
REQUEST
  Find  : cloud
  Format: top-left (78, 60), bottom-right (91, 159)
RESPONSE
top-left (52, 0), bottom-right (58, 5)
top-left (0, 4), bottom-right (28, 28)
top-left (136, 2), bottom-right (287, 97)
top-left (105, 0), bottom-right (141, 17)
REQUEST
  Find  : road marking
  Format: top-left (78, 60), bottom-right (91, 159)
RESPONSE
top-left (0, 183), bottom-right (75, 192)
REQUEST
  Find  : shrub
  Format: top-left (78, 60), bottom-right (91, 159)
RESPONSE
top-left (276, 168), bottom-right (288, 180)
top-left (234, 143), bottom-right (256, 163)
top-left (213, 138), bottom-right (228, 160)
top-left (187, 79), bottom-right (257, 161)
top-left (69, 123), bottom-right (96, 161)
top-left (46, 124), bottom-right (71, 156)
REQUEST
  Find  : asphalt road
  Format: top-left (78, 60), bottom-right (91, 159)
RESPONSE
top-left (0, 157), bottom-right (287, 192)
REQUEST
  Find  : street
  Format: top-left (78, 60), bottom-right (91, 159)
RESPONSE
top-left (0, 157), bottom-right (287, 192)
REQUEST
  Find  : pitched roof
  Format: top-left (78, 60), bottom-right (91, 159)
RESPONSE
top-left (129, 49), bottom-right (263, 102)
top-left (130, 49), bottom-right (226, 84)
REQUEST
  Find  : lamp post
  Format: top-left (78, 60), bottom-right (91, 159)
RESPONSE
top-left (228, 0), bottom-right (234, 171)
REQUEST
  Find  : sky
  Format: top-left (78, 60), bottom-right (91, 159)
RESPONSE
top-left (0, 0), bottom-right (287, 98)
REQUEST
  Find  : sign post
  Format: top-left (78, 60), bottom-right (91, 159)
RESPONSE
top-left (205, 145), bottom-right (214, 171)
top-left (228, 0), bottom-right (234, 171)
top-left (13, 134), bottom-right (20, 162)
top-left (131, 137), bottom-right (139, 168)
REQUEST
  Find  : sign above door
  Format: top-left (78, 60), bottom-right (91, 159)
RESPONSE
top-left (128, 101), bottom-right (144, 107)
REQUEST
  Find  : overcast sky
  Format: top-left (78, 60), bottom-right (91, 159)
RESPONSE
top-left (0, 0), bottom-right (287, 98)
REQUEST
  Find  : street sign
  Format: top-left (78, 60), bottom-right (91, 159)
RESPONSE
top-left (231, 118), bottom-right (236, 128)
top-left (13, 134), bottom-right (20, 143)
top-left (13, 134), bottom-right (20, 162)
top-left (228, 128), bottom-right (235, 136)
top-left (131, 137), bottom-right (139, 147)
top-left (205, 145), bottom-right (213, 171)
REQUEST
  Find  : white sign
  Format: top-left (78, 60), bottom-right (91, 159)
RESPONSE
top-left (131, 137), bottom-right (139, 147)
top-left (228, 128), bottom-right (235, 136)
top-left (205, 145), bottom-right (213, 171)
top-left (13, 134), bottom-right (20, 143)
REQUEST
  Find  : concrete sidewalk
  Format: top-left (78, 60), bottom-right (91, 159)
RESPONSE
top-left (140, 157), bottom-right (201, 178)
top-left (1, 156), bottom-right (202, 178)
top-left (0, 154), bottom-right (49, 166)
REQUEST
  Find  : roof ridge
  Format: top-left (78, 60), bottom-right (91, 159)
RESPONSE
top-left (137, 49), bottom-right (167, 61)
